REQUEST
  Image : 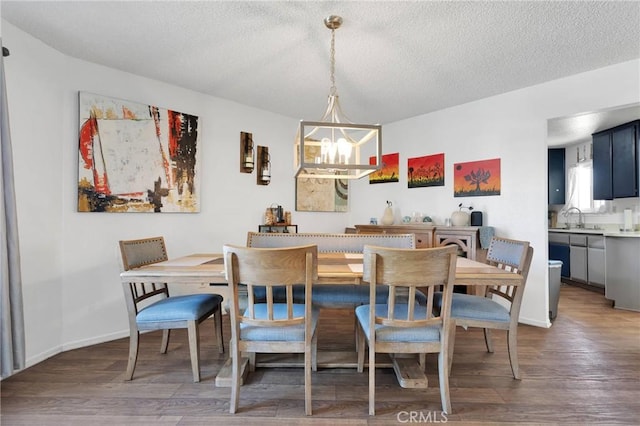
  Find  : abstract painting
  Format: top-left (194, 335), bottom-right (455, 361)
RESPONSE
top-left (453, 158), bottom-right (501, 197)
top-left (296, 144), bottom-right (348, 212)
top-left (77, 92), bottom-right (200, 212)
top-left (407, 153), bottom-right (445, 188)
top-left (369, 152), bottom-right (399, 184)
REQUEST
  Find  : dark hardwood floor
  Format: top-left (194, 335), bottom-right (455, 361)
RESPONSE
top-left (2, 284), bottom-right (639, 425)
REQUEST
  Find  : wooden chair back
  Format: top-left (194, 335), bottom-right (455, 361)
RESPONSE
top-left (119, 236), bottom-right (168, 270)
top-left (119, 236), bottom-right (170, 312)
top-left (483, 237), bottom-right (534, 317)
top-left (363, 244), bottom-right (458, 328)
top-left (223, 244), bottom-right (318, 327)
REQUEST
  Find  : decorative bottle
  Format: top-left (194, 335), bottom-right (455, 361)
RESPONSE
top-left (381, 201), bottom-right (394, 225)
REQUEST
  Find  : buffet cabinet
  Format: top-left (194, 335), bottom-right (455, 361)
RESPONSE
top-left (433, 226), bottom-right (480, 260)
top-left (354, 224), bottom-right (480, 260)
top-left (354, 224), bottom-right (435, 248)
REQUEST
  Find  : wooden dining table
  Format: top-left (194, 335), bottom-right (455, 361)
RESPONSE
top-left (120, 251), bottom-right (524, 388)
top-left (119, 251), bottom-right (522, 287)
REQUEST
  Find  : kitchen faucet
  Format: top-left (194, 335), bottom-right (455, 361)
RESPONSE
top-left (564, 207), bottom-right (584, 228)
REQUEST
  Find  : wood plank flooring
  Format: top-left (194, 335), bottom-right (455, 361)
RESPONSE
top-left (2, 284), bottom-right (639, 425)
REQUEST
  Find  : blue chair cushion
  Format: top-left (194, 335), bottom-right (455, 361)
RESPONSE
top-left (137, 294), bottom-right (222, 323)
top-left (240, 303), bottom-right (320, 342)
top-left (433, 292), bottom-right (510, 323)
top-left (312, 285), bottom-right (428, 308)
top-left (355, 304), bottom-right (441, 343)
top-left (252, 285), bottom-right (427, 308)
top-left (250, 285), bottom-right (296, 303)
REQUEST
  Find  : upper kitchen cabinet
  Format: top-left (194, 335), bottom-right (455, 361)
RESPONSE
top-left (593, 120), bottom-right (639, 200)
top-left (593, 131), bottom-right (613, 200)
top-left (548, 148), bottom-right (566, 205)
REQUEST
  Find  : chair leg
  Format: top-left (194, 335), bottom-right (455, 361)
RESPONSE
top-left (356, 325), bottom-right (365, 373)
top-left (230, 340), bottom-right (240, 414)
top-left (305, 343), bottom-right (312, 415)
top-left (507, 327), bottom-right (520, 379)
top-left (214, 309), bottom-right (224, 353)
top-left (160, 329), bottom-right (170, 354)
top-left (187, 321), bottom-right (201, 382)
top-left (438, 347), bottom-right (452, 414)
top-left (353, 308), bottom-right (359, 353)
top-left (312, 330), bottom-right (318, 372)
top-left (447, 323), bottom-right (457, 374)
top-left (368, 340), bottom-right (376, 416)
top-left (125, 330), bottom-right (139, 380)
top-left (483, 328), bottom-right (494, 353)
top-left (249, 352), bottom-right (256, 372)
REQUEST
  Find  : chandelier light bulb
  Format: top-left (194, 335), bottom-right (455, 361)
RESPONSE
top-left (337, 138), bottom-right (351, 164)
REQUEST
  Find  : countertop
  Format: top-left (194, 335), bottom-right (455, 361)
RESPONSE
top-left (549, 228), bottom-right (640, 238)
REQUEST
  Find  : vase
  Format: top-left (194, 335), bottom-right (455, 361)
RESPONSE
top-left (381, 206), bottom-right (394, 225)
top-left (450, 211), bottom-right (470, 227)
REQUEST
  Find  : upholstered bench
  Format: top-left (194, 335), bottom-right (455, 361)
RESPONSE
top-left (246, 232), bottom-right (426, 308)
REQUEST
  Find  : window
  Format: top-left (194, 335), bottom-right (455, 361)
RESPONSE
top-left (566, 161), bottom-right (606, 213)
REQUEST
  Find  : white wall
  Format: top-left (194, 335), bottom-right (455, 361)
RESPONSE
top-left (3, 20), bottom-right (639, 367)
top-left (2, 22), bottom-right (68, 365)
top-left (347, 60), bottom-right (640, 327)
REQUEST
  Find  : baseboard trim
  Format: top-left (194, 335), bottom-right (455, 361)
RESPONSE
top-left (561, 278), bottom-right (605, 294)
top-left (25, 329), bottom-right (130, 370)
top-left (519, 316), bottom-right (551, 328)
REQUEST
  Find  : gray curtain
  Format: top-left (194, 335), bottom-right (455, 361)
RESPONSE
top-left (0, 40), bottom-right (25, 379)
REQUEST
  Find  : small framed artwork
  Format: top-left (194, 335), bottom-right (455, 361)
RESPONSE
top-left (296, 176), bottom-right (348, 212)
top-left (453, 158), bottom-right (501, 197)
top-left (408, 153), bottom-right (445, 188)
top-left (295, 144), bottom-right (348, 212)
top-left (369, 152), bottom-right (399, 184)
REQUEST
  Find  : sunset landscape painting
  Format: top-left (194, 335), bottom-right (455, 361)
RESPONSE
top-left (453, 158), bottom-right (501, 197)
top-left (369, 152), bottom-right (399, 184)
top-left (407, 153), bottom-right (445, 188)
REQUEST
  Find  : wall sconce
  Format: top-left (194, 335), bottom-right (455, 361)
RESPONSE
top-left (240, 131), bottom-right (254, 173)
top-left (257, 146), bottom-right (271, 185)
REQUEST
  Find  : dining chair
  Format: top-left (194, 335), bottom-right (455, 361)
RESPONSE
top-left (436, 236), bottom-right (534, 379)
top-left (223, 243), bottom-right (318, 415)
top-left (356, 244), bottom-right (458, 415)
top-left (119, 236), bottom-right (224, 382)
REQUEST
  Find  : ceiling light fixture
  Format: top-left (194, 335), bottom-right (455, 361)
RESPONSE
top-left (294, 15), bottom-right (382, 180)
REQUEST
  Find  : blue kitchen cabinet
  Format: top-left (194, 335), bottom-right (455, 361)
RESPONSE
top-left (593, 120), bottom-right (639, 200)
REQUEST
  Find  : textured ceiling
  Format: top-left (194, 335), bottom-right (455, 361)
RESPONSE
top-left (2, 1), bottom-right (640, 144)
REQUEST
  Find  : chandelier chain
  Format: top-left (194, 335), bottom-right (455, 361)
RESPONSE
top-left (329, 28), bottom-right (337, 96)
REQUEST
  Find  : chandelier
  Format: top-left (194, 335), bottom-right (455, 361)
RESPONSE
top-left (294, 15), bottom-right (382, 180)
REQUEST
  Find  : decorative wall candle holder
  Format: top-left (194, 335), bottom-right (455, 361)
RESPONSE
top-left (257, 146), bottom-right (271, 185)
top-left (240, 131), bottom-right (254, 173)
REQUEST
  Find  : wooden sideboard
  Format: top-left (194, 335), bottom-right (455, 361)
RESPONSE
top-left (355, 224), bottom-right (481, 260)
top-left (433, 226), bottom-right (480, 260)
top-left (354, 224), bottom-right (435, 248)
